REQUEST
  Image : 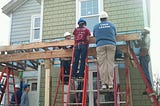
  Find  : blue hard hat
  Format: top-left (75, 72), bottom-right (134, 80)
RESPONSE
top-left (23, 83), bottom-right (30, 89)
top-left (78, 18), bottom-right (86, 25)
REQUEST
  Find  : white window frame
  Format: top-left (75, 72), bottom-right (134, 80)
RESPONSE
top-left (30, 15), bottom-right (41, 42)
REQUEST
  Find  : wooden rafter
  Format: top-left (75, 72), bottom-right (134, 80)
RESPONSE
top-left (0, 33), bottom-right (140, 52)
top-left (0, 33), bottom-right (140, 63)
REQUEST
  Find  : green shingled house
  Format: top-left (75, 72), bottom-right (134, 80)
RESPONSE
top-left (39, 0), bottom-right (151, 106)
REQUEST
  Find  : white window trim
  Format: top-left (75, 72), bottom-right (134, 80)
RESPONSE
top-left (30, 14), bottom-right (41, 43)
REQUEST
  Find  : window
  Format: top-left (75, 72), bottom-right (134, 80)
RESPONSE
top-left (77, 0), bottom-right (103, 32)
top-left (31, 82), bottom-right (37, 91)
top-left (31, 15), bottom-right (41, 42)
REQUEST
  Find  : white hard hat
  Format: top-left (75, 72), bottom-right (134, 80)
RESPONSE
top-left (64, 32), bottom-right (71, 37)
top-left (144, 27), bottom-right (150, 32)
top-left (100, 11), bottom-right (109, 19)
top-left (15, 84), bottom-right (20, 88)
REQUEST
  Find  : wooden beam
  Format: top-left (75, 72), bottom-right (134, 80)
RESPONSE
top-left (0, 48), bottom-right (96, 62)
top-left (117, 45), bottom-right (129, 54)
top-left (0, 33), bottom-right (140, 52)
top-left (44, 59), bottom-right (51, 106)
top-left (116, 33), bottom-right (140, 41)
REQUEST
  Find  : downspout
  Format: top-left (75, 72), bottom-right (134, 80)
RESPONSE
top-left (37, 65), bottom-right (41, 106)
top-left (37, 0), bottom-right (44, 105)
top-left (40, 0), bottom-right (44, 42)
top-left (9, 13), bottom-right (12, 45)
top-left (142, 0), bottom-right (149, 27)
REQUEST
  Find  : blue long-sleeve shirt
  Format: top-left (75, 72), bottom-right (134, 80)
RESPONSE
top-left (20, 92), bottom-right (29, 106)
top-left (93, 21), bottom-right (116, 47)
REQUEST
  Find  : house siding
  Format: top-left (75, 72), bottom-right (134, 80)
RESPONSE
top-left (104, 0), bottom-right (144, 32)
top-left (42, 0), bottom-right (76, 39)
top-left (10, 0), bottom-right (41, 44)
top-left (41, 0), bottom-right (151, 105)
top-left (39, 65), bottom-right (61, 106)
top-left (119, 67), bottom-right (152, 106)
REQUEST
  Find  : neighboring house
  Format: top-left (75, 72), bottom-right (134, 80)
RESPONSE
top-left (40, 0), bottom-right (151, 106)
top-left (2, 0), bottom-right (41, 106)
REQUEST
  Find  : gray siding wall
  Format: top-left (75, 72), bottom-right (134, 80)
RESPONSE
top-left (10, 0), bottom-right (40, 44)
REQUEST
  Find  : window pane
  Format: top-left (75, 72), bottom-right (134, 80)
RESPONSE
top-left (81, 0), bottom-right (98, 16)
top-left (34, 29), bottom-right (40, 39)
top-left (34, 17), bottom-right (40, 28)
top-left (31, 83), bottom-right (37, 91)
top-left (84, 16), bottom-right (99, 32)
top-left (81, 8), bottom-right (86, 16)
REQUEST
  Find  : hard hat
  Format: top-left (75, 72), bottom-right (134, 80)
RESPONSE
top-left (144, 27), bottom-right (150, 32)
top-left (64, 32), bottom-right (71, 37)
top-left (23, 83), bottom-right (30, 89)
top-left (100, 11), bottom-right (109, 18)
top-left (78, 18), bottom-right (86, 25)
top-left (15, 84), bottom-right (20, 88)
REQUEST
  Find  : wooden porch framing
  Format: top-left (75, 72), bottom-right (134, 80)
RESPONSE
top-left (0, 33), bottom-right (140, 106)
top-left (0, 33), bottom-right (140, 70)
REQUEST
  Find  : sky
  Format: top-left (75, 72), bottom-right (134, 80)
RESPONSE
top-left (0, 0), bottom-right (10, 46)
top-left (0, 0), bottom-right (160, 77)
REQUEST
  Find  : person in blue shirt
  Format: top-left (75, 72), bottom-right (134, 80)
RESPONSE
top-left (20, 83), bottom-right (30, 106)
top-left (93, 11), bottom-right (116, 89)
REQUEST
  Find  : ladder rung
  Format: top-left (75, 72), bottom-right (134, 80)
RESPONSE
top-left (118, 101), bottom-right (126, 104)
top-left (100, 101), bottom-right (126, 104)
top-left (65, 89), bottom-right (115, 93)
top-left (70, 90), bottom-right (83, 93)
top-left (117, 92), bottom-right (126, 95)
top-left (63, 75), bottom-right (69, 77)
top-left (100, 101), bottom-right (114, 104)
top-left (67, 103), bottom-right (82, 105)
top-left (71, 78), bottom-right (84, 81)
top-left (99, 89), bottom-right (114, 93)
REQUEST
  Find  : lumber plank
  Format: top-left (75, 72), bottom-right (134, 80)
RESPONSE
top-left (0, 33), bottom-right (140, 52)
top-left (0, 44), bottom-right (131, 62)
top-left (0, 48), bottom-right (96, 62)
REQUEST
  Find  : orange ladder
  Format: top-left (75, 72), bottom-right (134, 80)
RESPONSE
top-left (96, 64), bottom-right (127, 106)
top-left (66, 44), bottom-right (89, 106)
top-left (0, 67), bottom-right (18, 106)
top-left (53, 43), bottom-right (89, 106)
top-left (130, 48), bottom-right (159, 106)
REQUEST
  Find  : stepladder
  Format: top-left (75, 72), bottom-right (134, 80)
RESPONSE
top-left (130, 48), bottom-right (160, 106)
top-left (96, 64), bottom-right (127, 106)
top-left (0, 67), bottom-right (18, 106)
top-left (53, 43), bottom-right (89, 106)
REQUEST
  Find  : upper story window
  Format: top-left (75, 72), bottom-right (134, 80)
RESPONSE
top-left (31, 15), bottom-right (41, 42)
top-left (77, 0), bottom-right (103, 33)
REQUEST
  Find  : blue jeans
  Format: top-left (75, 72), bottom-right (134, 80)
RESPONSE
top-left (139, 55), bottom-right (152, 87)
top-left (72, 44), bottom-right (88, 77)
top-left (61, 60), bottom-right (71, 83)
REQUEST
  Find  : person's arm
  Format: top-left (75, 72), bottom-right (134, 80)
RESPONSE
top-left (87, 29), bottom-right (91, 43)
top-left (73, 28), bottom-right (77, 41)
top-left (133, 40), bottom-right (141, 48)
